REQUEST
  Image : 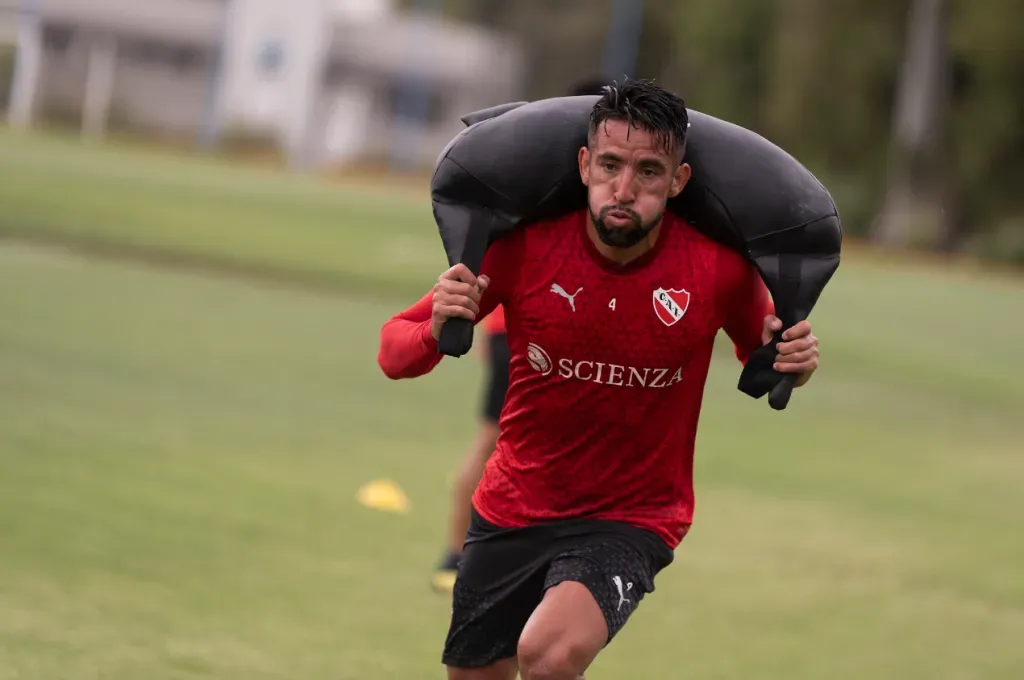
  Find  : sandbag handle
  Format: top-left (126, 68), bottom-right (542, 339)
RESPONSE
top-left (436, 211), bottom-right (494, 358)
top-left (736, 249), bottom-right (809, 410)
top-left (438, 318), bottom-right (473, 357)
top-left (768, 373), bottom-right (796, 410)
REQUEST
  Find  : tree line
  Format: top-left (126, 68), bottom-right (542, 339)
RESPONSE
top-left (431, 0), bottom-right (1024, 265)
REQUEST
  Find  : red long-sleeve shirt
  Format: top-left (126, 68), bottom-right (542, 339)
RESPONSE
top-left (378, 209), bottom-right (772, 548)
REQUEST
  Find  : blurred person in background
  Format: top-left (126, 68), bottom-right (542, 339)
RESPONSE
top-left (432, 76), bottom-right (616, 596)
top-left (432, 305), bottom-right (509, 594)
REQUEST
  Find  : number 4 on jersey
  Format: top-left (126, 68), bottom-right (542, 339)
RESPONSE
top-left (608, 298), bottom-right (617, 311)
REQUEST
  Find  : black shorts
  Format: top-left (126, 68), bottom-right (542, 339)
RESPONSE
top-left (442, 508), bottom-right (675, 668)
top-left (480, 331), bottom-right (510, 423)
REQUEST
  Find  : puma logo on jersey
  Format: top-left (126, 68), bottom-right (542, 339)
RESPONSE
top-left (550, 283), bottom-right (583, 312)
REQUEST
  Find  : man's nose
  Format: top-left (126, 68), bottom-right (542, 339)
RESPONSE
top-left (614, 169), bottom-right (637, 203)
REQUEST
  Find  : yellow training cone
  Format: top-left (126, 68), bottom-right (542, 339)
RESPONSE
top-left (356, 479), bottom-right (410, 514)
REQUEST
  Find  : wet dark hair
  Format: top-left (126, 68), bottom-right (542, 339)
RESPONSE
top-left (588, 78), bottom-right (690, 161)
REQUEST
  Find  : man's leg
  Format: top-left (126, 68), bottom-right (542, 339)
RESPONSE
top-left (516, 531), bottom-right (673, 680)
top-left (433, 420), bottom-right (499, 592)
top-left (434, 331), bottom-right (510, 593)
top-left (517, 582), bottom-right (606, 680)
top-left (447, 421), bottom-right (500, 554)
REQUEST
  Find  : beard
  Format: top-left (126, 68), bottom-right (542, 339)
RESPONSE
top-left (589, 205), bottom-right (664, 249)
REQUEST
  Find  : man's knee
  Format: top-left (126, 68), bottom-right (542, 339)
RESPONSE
top-left (516, 580), bottom-right (608, 679)
top-left (517, 629), bottom-right (595, 680)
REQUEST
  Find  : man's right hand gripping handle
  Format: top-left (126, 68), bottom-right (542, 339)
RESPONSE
top-left (432, 264), bottom-right (490, 357)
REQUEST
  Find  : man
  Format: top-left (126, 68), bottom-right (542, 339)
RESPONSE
top-left (432, 77), bottom-right (616, 596)
top-left (378, 80), bottom-right (820, 679)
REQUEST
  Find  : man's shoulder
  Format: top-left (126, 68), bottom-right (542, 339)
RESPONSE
top-left (666, 213), bottom-right (749, 269)
top-left (493, 209), bottom-right (582, 244)
top-left (492, 209), bottom-right (583, 259)
top-left (523, 208), bottom-right (585, 237)
top-left (485, 209), bottom-right (583, 269)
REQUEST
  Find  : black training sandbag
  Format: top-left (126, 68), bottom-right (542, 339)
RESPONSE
top-left (430, 95), bottom-right (842, 410)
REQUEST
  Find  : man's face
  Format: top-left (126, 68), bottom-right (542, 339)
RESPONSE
top-left (579, 119), bottom-right (691, 248)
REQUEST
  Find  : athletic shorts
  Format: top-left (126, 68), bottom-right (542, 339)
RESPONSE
top-left (480, 331), bottom-right (510, 423)
top-left (441, 507), bottom-right (675, 668)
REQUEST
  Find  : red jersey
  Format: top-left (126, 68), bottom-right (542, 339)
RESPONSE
top-left (483, 305), bottom-right (506, 334)
top-left (377, 209), bottom-right (772, 548)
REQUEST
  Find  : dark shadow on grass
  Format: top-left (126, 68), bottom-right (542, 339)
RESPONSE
top-left (0, 221), bottom-right (425, 303)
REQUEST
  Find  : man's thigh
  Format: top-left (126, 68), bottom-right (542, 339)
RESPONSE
top-left (515, 530), bottom-right (672, 678)
top-left (517, 581), bottom-right (607, 678)
top-left (545, 532), bottom-right (668, 643)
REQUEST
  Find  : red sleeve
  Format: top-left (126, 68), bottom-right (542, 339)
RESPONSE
top-left (377, 232), bottom-right (520, 380)
top-left (376, 292), bottom-right (442, 379)
top-left (719, 250), bottom-right (774, 365)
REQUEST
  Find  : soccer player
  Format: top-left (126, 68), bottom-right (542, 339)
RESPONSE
top-left (432, 77), bottom-right (616, 596)
top-left (378, 80), bottom-right (820, 680)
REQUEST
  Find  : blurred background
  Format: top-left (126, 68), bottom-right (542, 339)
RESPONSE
top-left (0, 0), bottom-right (1021, 678)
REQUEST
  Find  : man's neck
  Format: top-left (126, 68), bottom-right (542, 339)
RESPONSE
top-left (585, 220), bottom-right (664, 266)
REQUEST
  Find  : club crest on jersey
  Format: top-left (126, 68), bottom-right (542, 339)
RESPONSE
top-left (653, 287), bottom-right (691, 326)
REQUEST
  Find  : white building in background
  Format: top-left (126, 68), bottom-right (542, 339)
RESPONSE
top-left (0, 1), bottom-right (17, 42)
top-left (1, 0), bottom-right (524, 169)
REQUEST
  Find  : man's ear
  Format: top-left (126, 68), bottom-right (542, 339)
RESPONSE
top-left (668, 162), bottom-right (691, 198)
top-left (579, 147), bottom-right (590, 186)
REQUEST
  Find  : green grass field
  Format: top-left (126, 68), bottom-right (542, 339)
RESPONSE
top-left (1, 129), bottom-right (1023, 679)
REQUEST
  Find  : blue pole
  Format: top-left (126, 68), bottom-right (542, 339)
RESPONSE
top-left (8, 0), bottom-right (43, 127)
top-left (601, 0), bottom-right (645, 81)
top-left (197, 0), bottom-right (232, 149)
